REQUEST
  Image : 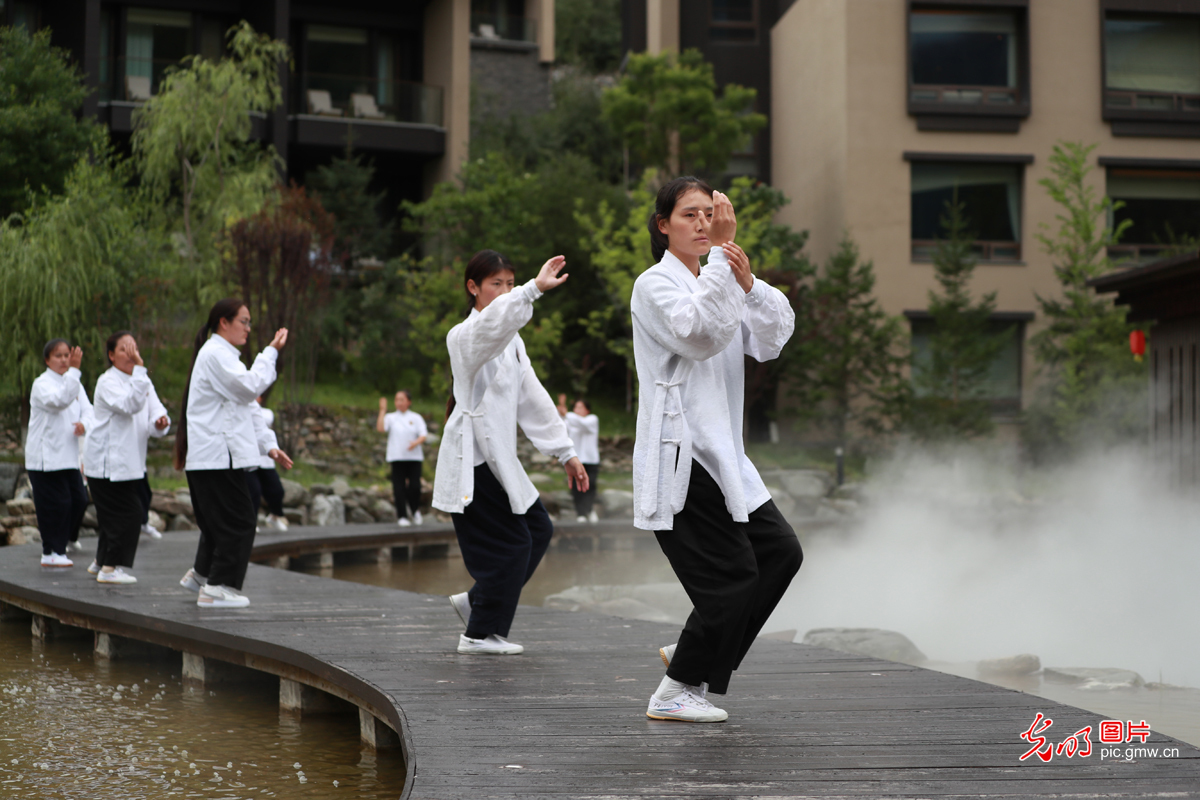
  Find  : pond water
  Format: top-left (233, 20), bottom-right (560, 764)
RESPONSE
top-left (0, 620), bottom-right (406, 800)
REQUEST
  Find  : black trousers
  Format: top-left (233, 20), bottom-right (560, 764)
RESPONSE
top-left (390, 460), bottom-right (423, 519)
top-left (244, 467), bottom-right (285, 518)
top-left (655, 461), bottom-right (803, 695)
top-left (570, 463), bottom-right (600, 516)
top-left (28, 469), bottom-right (88, 556)
top-left (90, 477), bottom-right (143, 569)
top-left (136, 475), bottom-right (152, 526)
top-left (452, 463), bottom-right (554, 639)
top-left (187, 468), bottom-right (257, 590)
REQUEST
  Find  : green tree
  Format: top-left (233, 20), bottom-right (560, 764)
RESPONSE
top-left (307, 151), bottom-right (394, 263)
top-left (909, 197), bottom-right (1011, 441)
top-left (132, 22), bottom-right (287, 275)
top-left (601, 49), bottom-right (765, 178)
top-left (555, 0), bottom-right (622, 73)
top-left (0, 25), bottom-right (101, 219)
top-left (1024, 141), bottom-right (1146, 457)
top-left (0, 152), bottom-right (157, 406)
top-left (793, 234), bottom-right (909, 450)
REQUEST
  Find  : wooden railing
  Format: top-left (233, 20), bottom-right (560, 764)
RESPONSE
top-left (912, 239), bottom-right (1021, 262)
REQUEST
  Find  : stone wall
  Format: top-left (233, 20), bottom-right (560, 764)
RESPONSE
top-left (470, 41), bottom-right (551, 123)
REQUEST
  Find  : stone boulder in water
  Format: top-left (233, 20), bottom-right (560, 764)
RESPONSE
top-left (1043, 667), bottom-right (1145, 690)
top-left (802, 627), bottom-right (927, 664)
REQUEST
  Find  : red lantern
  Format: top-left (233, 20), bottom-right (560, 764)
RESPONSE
top-left (1130, 330), bottom-right (1146, 362)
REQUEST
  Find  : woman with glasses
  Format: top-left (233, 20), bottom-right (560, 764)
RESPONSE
top-left (174, 299), bottom-right (292, 608)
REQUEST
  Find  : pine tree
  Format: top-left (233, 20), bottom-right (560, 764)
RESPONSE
top-left (307, 150), bottom-right (394, 264)
top-left (909, 196), bottom-right (1011, 441)
top-left (792, 234), bottom-right (909, 450)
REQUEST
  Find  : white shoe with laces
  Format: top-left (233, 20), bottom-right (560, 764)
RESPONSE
top-left (87, 560), bottom-right (100, 575)
top-left (457, 634), bottom-right (523, 655)
top-left (66, 540), bottom-right (84, 554)
top-left (449, 592), bottom-right (472, 627)
top-left (140, 524), bottom-right (163, 539)
top-left (41, 553), bottom-right (73, 567)
top-left (96, 567), bottom-right (136, 584)
top-left (179, 569), bottom-right (206, 593)
top-left (646, 686), bottom-right (728, 723)
top-left (197, 584), bottom-right (249, 608)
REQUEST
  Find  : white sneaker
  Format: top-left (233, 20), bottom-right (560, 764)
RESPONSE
top-left (97, 567), bottom-right (136, 584)
top-left (179, 569), bottom-right (206, 593)
top-left (140, 524), bottom-right (163, 539)
top-left (197, 584), bottom-right (250, 608)
top-left (457, 634), bottom-right (523, 655)
top-left (449, 592), bottom-right (472, 627)
top-left (646, 687), bottom-right (728, 723)
top-left (588, 510), bottom-right (599, 524)
top-left (87, 560), bottom-right (100, 575)
top-left (267, 514), bottom-right (289, 531)
top-left (41, 553), bottom-right (73, 567)
top-left (576, 515), bottom-right (587, 523)
top-left (412, 511), bottom-right (422, 526)
top-left (66, 540), bottom-right (84, 553)
top-left (397, 517), bottom-right (411, 527)
top-left (660, 643), bottom-right (676, 668)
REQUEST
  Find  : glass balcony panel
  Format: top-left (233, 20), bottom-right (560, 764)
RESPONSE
top-left (299, 76), bottom-right (444, 126)
top-left (470, 14), bottom-right (537, 42)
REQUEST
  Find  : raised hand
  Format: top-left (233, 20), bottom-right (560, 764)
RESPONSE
top-left (707, 190), bottom-right (737, 247)
top-left (270, 328), bottom-right (289, 350)
top-left (124, 338), bottom-right (144, 367)
top-left (534, 256), bottom-right (568, 293)
top-left (722, 241), bottom-right (754, 294)
top-left (68, 347), bottom-right (83, 370)
top-left (379, 397), bottom-right (388, 412)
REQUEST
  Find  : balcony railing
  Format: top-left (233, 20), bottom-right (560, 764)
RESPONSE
top-left (910, 85), bottom-right (1019, 106)
top-left (98, 57), bottom-right (192, 102)
top-left (912, 240), bottom-right (1021, 262)
top-left (1105, 89), bottom-right (1200, 113)
top-left (470, 13), bottom-right (536, 43)
top-left (298, 75), bottom-right (443, 127)
top-left (1108, 243), bottom-right (1175, 266)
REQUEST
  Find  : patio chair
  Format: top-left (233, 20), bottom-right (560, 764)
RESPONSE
top-left (125, 75), bottom-right (152, 101)
top-left (307, 90), bottom-right (343, 117)
top-left (477, 23), bottom-right (499, 39)
top-left (351, 93), bottom-right (387, 120)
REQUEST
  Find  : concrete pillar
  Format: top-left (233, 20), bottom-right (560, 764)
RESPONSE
top-left (270, 555), bottom-right (290, 570)
top-left (31, 614), bottom-right (52, 640)
top-left (94, 632), bottom-right (117, 660)
top-left (527, 0), bottom-right (555, 63)
top-left (182, 652), bottom-right (206, 686)
top-left (646, 0), bottom-right (680, 55)
top-left (359, 708), bottom-right (401, 750)
top-left (375, 547), bottom-right (392, 564)
top-left (280, 679), bottom-right (351, 717)
top-left (318, 552), bottom-right (334, 569)
top-left (423, 0), bottom-right (471, 189)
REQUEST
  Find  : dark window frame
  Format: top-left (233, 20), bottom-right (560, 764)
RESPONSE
top-left (1101, 155), bottom-right (1200, 263)
top-left (1100, 0), bottom-right (1200, 138)
top-left (906, 0), bottom-right (1031, 132)
top-left (709, 0), bottom-right (758, 45)
top-left (906, 151), bottom-right (1032, 264)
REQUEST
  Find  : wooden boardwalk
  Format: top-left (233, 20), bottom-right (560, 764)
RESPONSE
top-left (1, 527), bottom-right (1198, 799)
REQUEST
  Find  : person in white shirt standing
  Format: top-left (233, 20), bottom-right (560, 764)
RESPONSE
top-left (433, 250), bottom-right (589, 655)
top-left (632, 178), bottom-right (802, 724)
top-left (377, 390), bottom-right (427, 526)
top-left (246, 397), bottom-right (289, 531)
top-left (557, 395), bottom-right (601, 523)
top-left (134, 373), bottom-right (171, 541)
top-left (174, 298), bottom-right (292, 609)
top-left (84, 331), bottom-right (169, 584)
top-left (25, 339), bottom-right (92, 567)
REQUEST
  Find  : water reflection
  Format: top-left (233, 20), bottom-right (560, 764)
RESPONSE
top-left (0, 620), bottom-right (405, 799)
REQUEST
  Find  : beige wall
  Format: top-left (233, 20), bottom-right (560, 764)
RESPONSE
top-left (772, 0), bottom-right (1200, 410)
top-left (647, 0), bottom-right (680, 55)
top-left (424, 0), bottom-right (472, 189)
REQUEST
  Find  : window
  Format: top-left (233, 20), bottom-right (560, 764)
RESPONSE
top-left (471, 0), bottom-right (534, 42)
top-left (911, 161), bottom-right (1023, 261)
top-left (1105, 13), bottom-right (1200, 115)
top-left (1108, 168), bottom-right (1200, 264)
top-left (299, 25), bottom-right (428, 123)
top-left (710, 0), bottom-right (756, 43)
top-left (125, 8), bottom-right (192, 97)
top-left (910, 9), bottom-right (1018, 104)
top-left (910, 317), bottom-right (1025, 413)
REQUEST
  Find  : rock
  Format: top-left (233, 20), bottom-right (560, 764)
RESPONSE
top-left (978, 654), bottom-right (1041, 677)
top-left (151, 494), bottom-right (191, 517)
top-left (0, 516), bottom-right (20, 529)
top-left (1043, 667), bottom-right (1144, 690)
top-left (311, 494), bottom-right (345, 527)
top-left (15, 526), bottom-right (41, 545)
top-left (280, 478), bottom-right (307, 507)
top-left (528, 473), bottom-right (551, 484)
top-left (83, 505), bottom-right (98, 528)
top-left (0, 462), bottom-right (22, 501)
top-left (833, 482), bottom-right (865, 502)
top-left (146, 510), bottom-right (166, 532)
top-left (599, 489), bottom-right (634, 518)
top-left (802, 628), bottom-right (927, 665)
top-left (538, 491), bottom-right (561, 516)
top-left (19, 515), bottom-right (37, 528)
top-left (309, 483), bottom-right (331, 496)
top-left (330, 477), bottom-right (351, 498)
top-left (530, 452), bottom-right (551, 464)
top-left (167, 514), bottom-right (197, 531)
top-left (348, 507), bottom-right (374, 524)
top-left (342, 495), bottom-right (360, 510)
top-left (543, 583), bottom-right (693, 623)
top-left (6, 497), bottom-right (34, 516)
top-left (283, 507), bottom-right (307, 525)
top-left (371, 499), bottom-right (397, 522)
top-left (774, 469), bottom-right (832, 500)
top-left (172, 491), bottom-right (193, 515)
top-left (766, 486), bottom-right (795, 518)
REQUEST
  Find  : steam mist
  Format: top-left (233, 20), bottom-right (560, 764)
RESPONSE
top-left (770, 447), bottom-right (1200, 688)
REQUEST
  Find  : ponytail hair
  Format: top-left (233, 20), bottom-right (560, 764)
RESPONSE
top-left (646, 176), bottom-right (715, 263)
top-left (174, 298), bottom-right (245, 470)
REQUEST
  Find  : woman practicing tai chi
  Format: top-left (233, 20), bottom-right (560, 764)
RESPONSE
top-left (26, 340), bottom-right (92, 567)
top-left (175, 299), bottom-right (292, 608)
top-left (632, 178), bottom-right (802, 723)
top-left (84, 331), bottom-right (170, 584)
top-left (433, 250), bottom-right (589, 655)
